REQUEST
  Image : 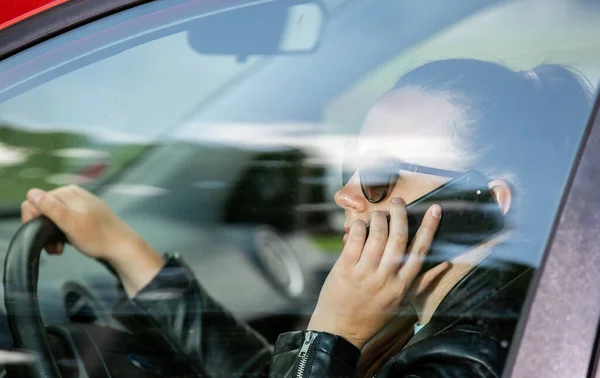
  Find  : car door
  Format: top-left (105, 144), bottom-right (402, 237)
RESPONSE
top-left (0, 1), bottom-right (599, 377)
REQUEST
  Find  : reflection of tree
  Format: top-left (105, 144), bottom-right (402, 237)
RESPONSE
top-left (0, 124), bottom-right (147, 206)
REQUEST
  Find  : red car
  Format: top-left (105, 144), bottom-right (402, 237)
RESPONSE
top-left (0, 1), bottom-right (66, 31)
top-left (0, 1), bottom-right (600, 378)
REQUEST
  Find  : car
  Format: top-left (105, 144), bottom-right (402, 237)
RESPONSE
top-left (0, 0), bottom-right (600, 377)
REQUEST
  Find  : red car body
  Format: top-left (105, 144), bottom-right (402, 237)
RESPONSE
top-left (0, 0), bottom-right (67, 30)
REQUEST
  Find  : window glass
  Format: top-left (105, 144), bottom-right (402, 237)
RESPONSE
top-left (0, 0), bottom-right (598, 376)
top-left (322, 0), bottom-right (600, 267)
top-left (0, 29), bottom-right (261, 206)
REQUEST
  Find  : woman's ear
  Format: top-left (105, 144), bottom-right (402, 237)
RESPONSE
top-left (488, 179), bottom-right (512, 215)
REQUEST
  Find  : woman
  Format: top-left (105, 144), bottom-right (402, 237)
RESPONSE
top-left (21, 59), bottom-right (592, 377)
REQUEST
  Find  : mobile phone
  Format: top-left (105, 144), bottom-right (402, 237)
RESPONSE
top-left (367, 170), bottom-right (506, 265)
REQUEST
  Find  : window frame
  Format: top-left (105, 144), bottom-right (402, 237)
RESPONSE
top-left (504, 88), bottom-right (600, 377)
top-left (0, 0), bottom-right (154, 61)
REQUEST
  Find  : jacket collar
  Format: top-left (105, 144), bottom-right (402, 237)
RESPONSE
top-left (405, 256), bottom-right (532, 347)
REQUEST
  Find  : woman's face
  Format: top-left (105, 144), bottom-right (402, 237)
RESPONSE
top-left (335, 89), bottom-right (471, 241)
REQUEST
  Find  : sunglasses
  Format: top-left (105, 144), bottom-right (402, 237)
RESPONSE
top-left (342, 141), bottom-right (463, 203)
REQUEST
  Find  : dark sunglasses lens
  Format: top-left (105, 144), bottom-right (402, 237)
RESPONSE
top-left (360, 167), bottom-right (391, 202)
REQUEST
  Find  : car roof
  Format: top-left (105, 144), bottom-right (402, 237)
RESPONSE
top-left (0, 0), bottom-right (153, 61)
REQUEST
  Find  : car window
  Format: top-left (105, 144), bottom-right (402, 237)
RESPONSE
top-left (322, 0), bottom-right (600, 267)
top-left (0, 0), bottom-right (598, 377)
top-left (0, 13), bottom-right (262, 207)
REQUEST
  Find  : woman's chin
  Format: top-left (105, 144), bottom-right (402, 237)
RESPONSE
top-left (343, 233), bottom-right (348, 244)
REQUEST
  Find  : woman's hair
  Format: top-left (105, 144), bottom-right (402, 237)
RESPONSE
top-left (358, 58), bottom-right (593, 378)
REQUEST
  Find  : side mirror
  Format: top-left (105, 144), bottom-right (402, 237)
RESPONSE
top-left (187, 0), bottom-right (326, 59)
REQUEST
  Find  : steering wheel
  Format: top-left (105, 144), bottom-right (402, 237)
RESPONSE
top-left (3, 217), bottom-right (201, 378)
top-left (3, 216), bottom-right (64, 378)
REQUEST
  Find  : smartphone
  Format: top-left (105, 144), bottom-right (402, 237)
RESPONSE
top-left (366, 170), bottom-right (506, 265)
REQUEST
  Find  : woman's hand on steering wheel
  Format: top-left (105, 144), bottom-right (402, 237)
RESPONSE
top-left (21, 185), bottom-right (164, 297)
top-left (21, 185), bottom-right (134, 258)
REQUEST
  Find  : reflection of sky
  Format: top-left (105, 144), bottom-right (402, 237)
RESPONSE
top-left (0, 30), bottom-right (258, 142)
top-left (171, 121), bottom-right (460, 170)
top-left (0, 0), bottom-right (599, 143)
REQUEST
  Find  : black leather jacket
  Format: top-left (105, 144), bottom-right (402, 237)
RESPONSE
top-left (113, 253), bottom-right (532, 378)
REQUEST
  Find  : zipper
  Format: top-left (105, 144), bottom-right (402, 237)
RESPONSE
top-left (296, 331), bottom-right (318, 378)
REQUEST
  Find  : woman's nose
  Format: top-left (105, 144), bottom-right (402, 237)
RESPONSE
top-left (334, 174), bottom-right (368, 213)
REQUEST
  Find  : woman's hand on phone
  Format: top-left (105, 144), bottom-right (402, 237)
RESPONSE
top-left (307, 198), bottom-right (448, 350)
top-left (21, 185), bottom-right (164, 296)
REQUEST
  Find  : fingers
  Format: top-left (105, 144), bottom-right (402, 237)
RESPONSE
top-left (45, 242), bottom-right (64, 255)
top-left (379, 198), bottom-right (408, 271)
top-left (21, 194), bottom-right (66, 255)
top-left (340, 220), bottom-right (367, 266)
top-left (26, 188), bottom-right (70, 228)
top-left (27, 188), bottom-right (71, 255)
top-left (357, 211), bottom-right (388, 268)
top-left (51, 242), bottom-right (64, 255)
top-left (20, 200), bottom-right (40, 223)
top-left (399, 204), bottom-right (441, 284)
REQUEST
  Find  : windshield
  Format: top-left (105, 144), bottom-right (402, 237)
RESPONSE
top-left (0, 0), bottom-right (599, 376)
top-left (0, 3), bottom-right (268, 206)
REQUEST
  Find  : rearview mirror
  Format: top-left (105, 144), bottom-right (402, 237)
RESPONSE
top-left (187, 0), bottom-right (326, 58)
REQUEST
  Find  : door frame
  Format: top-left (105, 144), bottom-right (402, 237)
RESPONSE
top-left (505, 89), bottom-right (600, 377)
